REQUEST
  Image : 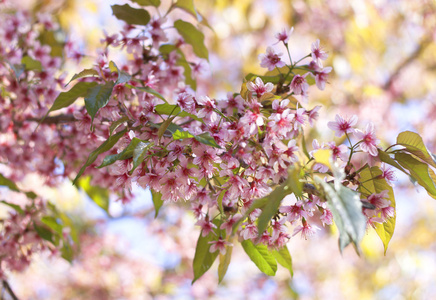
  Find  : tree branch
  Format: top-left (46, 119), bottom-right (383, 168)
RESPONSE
top-left (28, 114), bottom-right (77, 124)
top-left (383, 36), bottom-right (432, 90)
top-left (2, 280), bottom-right (19, 300)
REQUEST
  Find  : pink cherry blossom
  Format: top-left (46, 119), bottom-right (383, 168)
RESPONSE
top-left (293, 219), bottom-right (321, 239)
top-left (314, 66), bottom-right (332, 90)
top-left (311, 39), bottom-right (328, 68)
top-left (354, 123), bottom-right (380, 156)
top-left (381, 163), bottom-right (397, 186)
top-left (290, 73), bottom-right (309, 95)
top-left (306, 105), bottom-right (321, 126)
top-left (240, 223), bottom-right (258, 240)
top-left (196, 218), bottom-right (217, 237)
top-left (220, 214), bottom-right (242, 236)
top-left (275, 27), bottom-right (294, 44)
top-left (258, 46), bottom-right (286, 71)
top-left (327, 114), bottom-right (358, 137)
top-left (246, 77), bottom-right (274, 96)
top-left (327, 142), bottom-right (349, 161)
top-left (366, 190), bottom-right (390, 209)
top-left (209, 238), bottom-right (233, 255)
top-left (195, 96), bottom-right (218, 122)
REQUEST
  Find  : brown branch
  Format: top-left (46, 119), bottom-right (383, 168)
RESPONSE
top-left (383, 36), bottom-right (432, 90)
top-left (28, 114), bottom-right (77, 124)
top-left (2, 280), bottom-right (19, 300)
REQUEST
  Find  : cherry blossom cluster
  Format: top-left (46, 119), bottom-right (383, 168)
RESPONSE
top-left (0, 197), bottom-right (55, 279)
top-left (0, 2), bottom-right (396, 272)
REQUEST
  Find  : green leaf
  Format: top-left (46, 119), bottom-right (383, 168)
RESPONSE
top-left (218, 242), bottom-right (233, 283)
top-left (77, 176), bottom-right (110, 213)
top-left (46, 82), bottom-right (98, 114)
top-left (38, 30), bottom-right (63, 57)
top-left (173, 129), bottom-right (194, 140)
top-left (73, 129), bottom-right (127, 185)
top-left (46, 202), bottom-right (78, 262)
top-left (257, 183), bottom-right (289, 236)
top-left (98, 137), bottom-right (143, 168)
top-left (109, 116), bottom-right (130, 135)
top-left (177, 57), bottom-right (197, 89)
top-left (131, 0), bottom-right (160, 6)
top-left (397, 131), bottom-right (436, 168)
top-left (301, 131), bottom-right (311, 160)
top-left (22, 55), bottom-right (42, 71)
top-left (131, 141), bottom-right (153, 174)
top-left (61, 242), bottom-right (74, 262)
top-left (241, 240), bottom-right (277, 276)
top-left (194, 133), bottom-right (220, 148)
top-left (316, 178), bottom-right (366, 253)
top-left (192, 229), bottom-right (220, 284)
top-left (272, 246), bottom-right (293, 277)
top-left (9, 63), bottom-right (25, 80)
top-left (84, 81), bottom-right (115, 123)
top-left (34, 223), bottom-right (54, 243)
top-left (287, 166), bottom-right (303, 198)
top-left (128, 85), bottom-right (167, 102)
top-left (41, 216), bottom-right (63, 235)
top-left (158, 45), bottom-right (197, 89)
top-left (0, 174), bottom-right (36, 199)
top-left (358, 166), bottom-right (396, 254)
top-left (395, 152), bottom-right (436, 199)
top-left (151, 189), bottom-right (163, 218)
top-left (66, 69), bottom-right (99, 86)
top-left (111, 4), bottom-right (151, 26)
top-left (155, 103), bottom-right (181, 115)
top-left (216, 190), bottom-right (226, 214)
top-left (175, 0), bottom-right (198, 19)
top-left (245, 73), bottom-right (281, 85)
top-left (0, 173), bottom-right (20, 193)
top-left (0, 200), bottom-right (24, 215)
top-left (158, 116), bottom-right (176, 139)
top-left (109, 61), bottom-right (131, 85)
top-left (378, 149), bottom-right (408, 175)
top-left (174, 20), bottom-right (208, 60)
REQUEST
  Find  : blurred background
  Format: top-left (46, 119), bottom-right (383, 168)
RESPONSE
top-left (5, 0), bottom-right (436, 299)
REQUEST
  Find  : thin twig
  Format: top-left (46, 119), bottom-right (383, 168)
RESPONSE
top-left (383, 36), bottom-right (432, 90)
top-left (2, 280), bottom-right (19, 300)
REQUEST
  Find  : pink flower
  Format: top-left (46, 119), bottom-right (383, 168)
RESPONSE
top-left (268, 109), bottom-right (294, 137)
top-left (176, 92), bottom-right (195, 113)
top-left (196, 218), bottom-right (217, 237)
top-left (272, 99), bottom-right (290, 114)
top-left (381, 206), bottom-right (395, 220)
top-left (366, 190), bottom-right (390, 209)
top-left (354, 123), bottom-right (380, 156)
top-left (292, 106), bottom-right (306, 130)
top-left (220, 214), bottom-right (242, 236)
top-left (195, 96), bottom-right (218, 122)
top-left (327, 114), bottom-right (358, 137)
top-left (290, 74), bottom-right (309, 95)
top-left (292, 219), bottom-right (321, 239)
top-left (381, 163), bottom-right (396, 186)
top-left (320, 208), bottom-right (333, 226)
top-left (246, 77), bottom-right (274, 96)
top-left (259, 47), bottom-right (286, 71)
top-left (275, 27), bottom-right (294, 44)
top-left (240, 223), bottom-right (258, 240)
top-left (311, 39), bottom-right (328, 68)
top-left (327, 142), bottom-right (349, 161)
top-left (306, 105), bottom-right (321, 126)
top-left (209, 238), bottom-right (233, 255)
top-left (314, 67), bottom-right (332, 90)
